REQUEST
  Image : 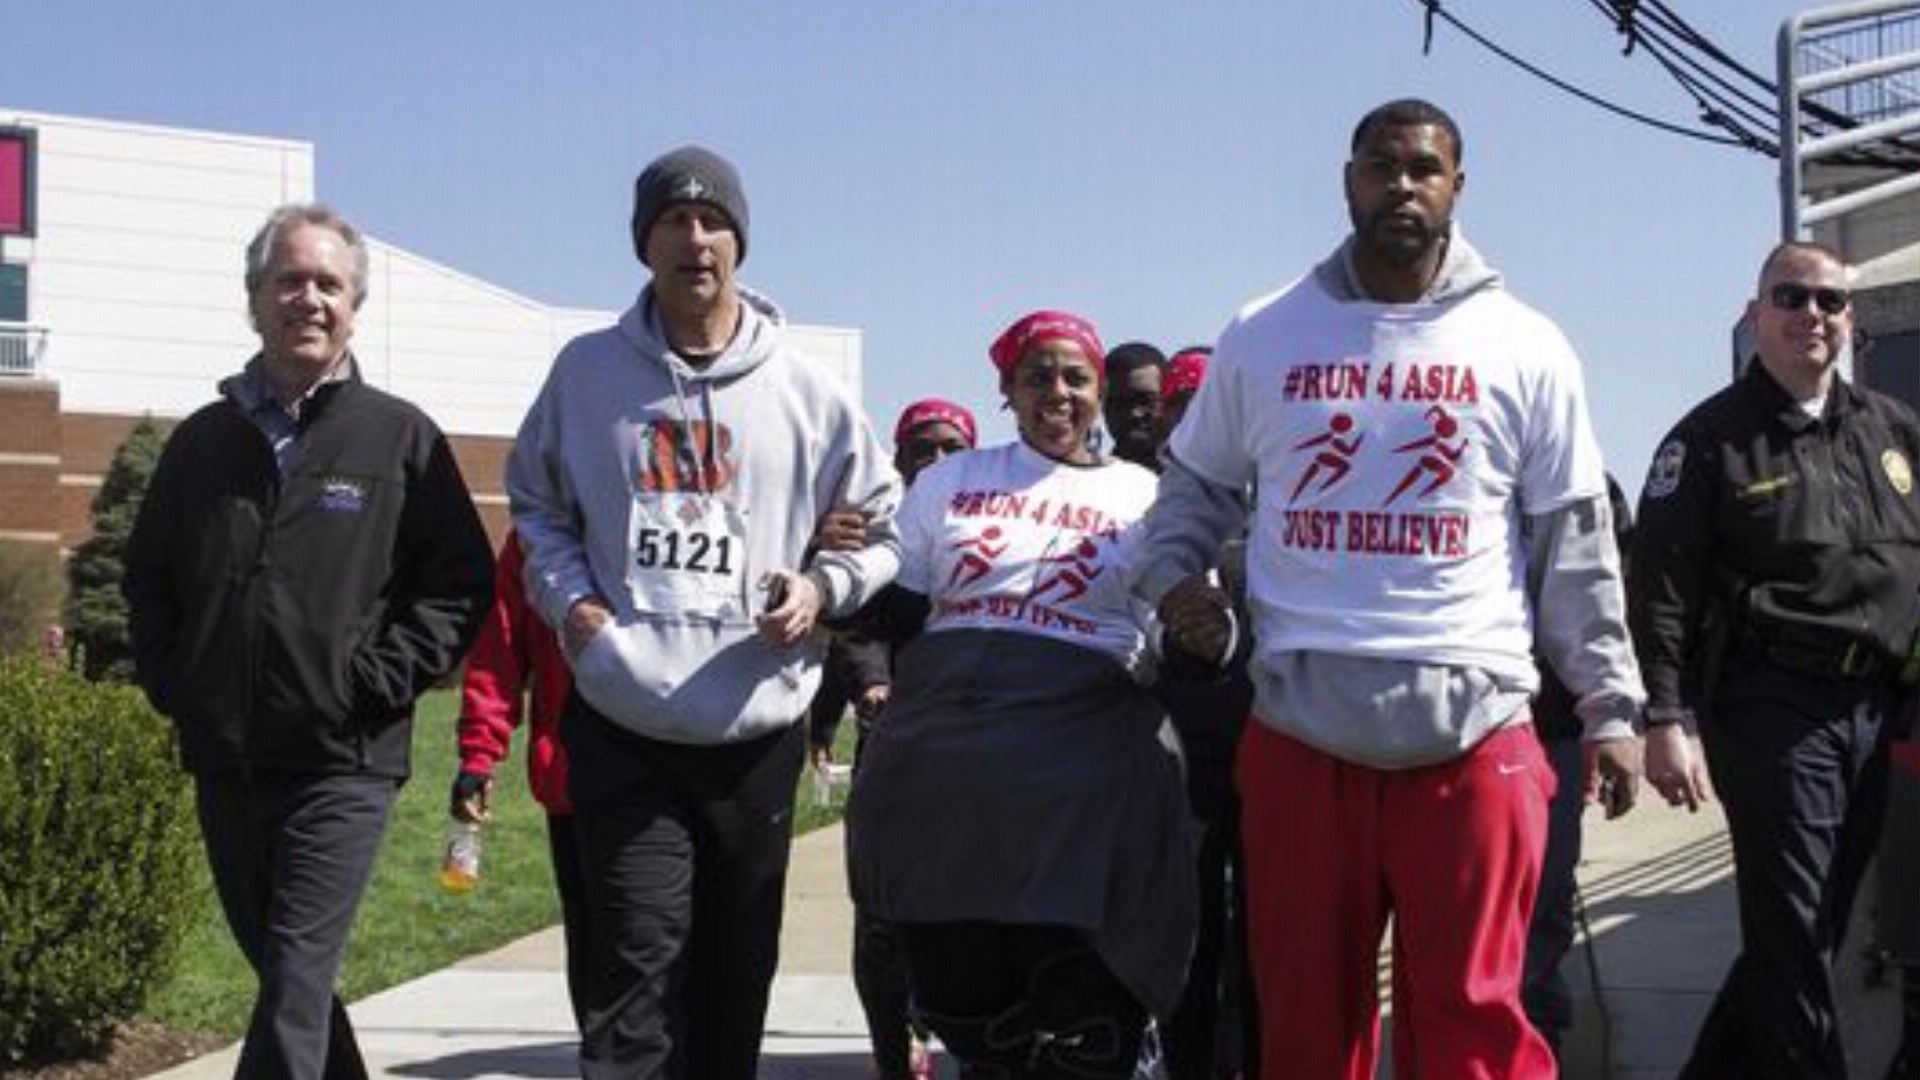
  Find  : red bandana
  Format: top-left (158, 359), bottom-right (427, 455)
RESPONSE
top-left (893, 398), bottom-right (979, 449)
top-left (988, 310), bottom-right (1105, 380)
top-left (1163, 349), bottom-right (1210, 402)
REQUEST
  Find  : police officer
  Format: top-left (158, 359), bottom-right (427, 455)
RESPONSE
top-left (1631, 239), bottom-right (1920, 1079)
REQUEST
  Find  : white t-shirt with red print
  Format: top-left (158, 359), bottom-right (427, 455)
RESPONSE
top-left (896, 441), bottom-right (1159, 671)
top-left (1168, 274), bottom-right (1607, 685)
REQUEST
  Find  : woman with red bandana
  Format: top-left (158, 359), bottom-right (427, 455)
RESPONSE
top-left (848, 310), bottom-right (1195, 1080)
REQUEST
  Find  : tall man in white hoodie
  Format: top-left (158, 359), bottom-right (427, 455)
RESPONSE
top-left (1129, 99), bottom-right (1648, 1080)
top-left (507, 146), bottom-right (901, 1080)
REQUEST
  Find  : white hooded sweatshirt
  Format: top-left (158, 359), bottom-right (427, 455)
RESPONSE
top-left (507, 285), bottom-right (901, 744)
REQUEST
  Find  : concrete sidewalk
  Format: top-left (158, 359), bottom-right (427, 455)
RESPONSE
top-left (1558, 802), bottom-right (1897, 1079)
top-left (147, 802), bottom-right (1905, 1079)
top-left (146, 822), bottom-right (875, 1080)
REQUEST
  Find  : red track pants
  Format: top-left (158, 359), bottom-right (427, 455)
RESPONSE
top-left (1237, 719), bottom-right (1558, 1080)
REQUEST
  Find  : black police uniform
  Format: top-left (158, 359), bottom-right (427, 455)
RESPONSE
top-left (1630, 362), bottom-right (1920, 1080)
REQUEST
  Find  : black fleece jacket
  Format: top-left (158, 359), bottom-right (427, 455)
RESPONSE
top-left (124, 364), bottom-right (494, 778)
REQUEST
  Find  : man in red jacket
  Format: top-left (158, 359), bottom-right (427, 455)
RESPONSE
top-left (450, 529), bottom-right (590, 1026)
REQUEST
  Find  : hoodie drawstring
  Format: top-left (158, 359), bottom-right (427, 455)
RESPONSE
top-left (664, 361), bottom-right (718, 499)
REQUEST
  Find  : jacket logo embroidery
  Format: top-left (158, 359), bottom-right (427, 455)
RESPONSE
top-left (317, 476), bottom-right (369, 513)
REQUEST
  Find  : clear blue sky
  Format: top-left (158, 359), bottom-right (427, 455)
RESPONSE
top-left (8, 1), bottom-right (1821, 496)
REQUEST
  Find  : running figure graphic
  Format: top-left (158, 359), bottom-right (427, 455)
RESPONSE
top-left (947, 525), bottom-right (1009, 590)
top-left (1386, 405), bottom-right (1467, 505)
top-left (1027, 537), bottom-right (1105, 606)
top-left (1290, 412), bottom-right (1364, 501)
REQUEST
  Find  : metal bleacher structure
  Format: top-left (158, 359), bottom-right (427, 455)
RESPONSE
top-left (1781, 1), bottom-right (1920, 405)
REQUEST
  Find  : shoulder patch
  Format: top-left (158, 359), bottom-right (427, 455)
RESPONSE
top-left (1645, 439), bottom-right (1686, 500)
top-left (1884, 449), bottom-right (1914, 497)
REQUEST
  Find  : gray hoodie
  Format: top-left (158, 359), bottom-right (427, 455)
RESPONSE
top-left (507, 284), bottom-right (901, 744)
top-left (1129, 231), bottom-right (1642, 768)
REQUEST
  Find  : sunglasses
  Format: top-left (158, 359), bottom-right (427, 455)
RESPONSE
top-left (1768, 282), bottom-right (1851, 316)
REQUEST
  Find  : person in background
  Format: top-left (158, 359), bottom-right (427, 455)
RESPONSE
top-left (850, 311), bottom-right (1195, 1079)
top-left (124, 203), bottom-right (493, 1080)
top-left (449, 528), bottom-right (592, 1029)
top-left (506, 145), bottom-right (901, 1079)
top-left (1632, 239), bottom-right (1912, 1079)
top-left (1103, 341), bottom-right (1166, 469)
top-left (1157, 347), bottom-right (1210, 444)
top-left (1130, 99), bottom-right (1645, 1079)
top-left (831, 397), bottom-right (978, 1080)
top-left (1152, 344), bottom-right (1261, 1080)
top-left (1520, 473), bottom-right (1638, 1063)
top-left (805, 506), bottom-right (898, 769)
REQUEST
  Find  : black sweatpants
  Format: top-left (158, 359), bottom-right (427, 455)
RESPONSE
top-left (854, 907), bottom-right (920, 1079)
top-left (848, 725), bottom-right (925, 1080)
top-left (1679, 667), bottom-right (1894, 1080)
top-left (564, 695), bottom-right (805, 1080)
top-left (1157, 670), bottom-right (1257, 1080)
top-left (194, 769), bottom-right (396, 1080)
top-left (1521, 733), bottom-right (1586, 1060)
top-left (1159, 793), bottom-right (1257, 1080)
top-left (546, 812), bottom-right (596, 1034)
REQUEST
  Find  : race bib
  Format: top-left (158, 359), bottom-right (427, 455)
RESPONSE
top-left (626, 493), bottom-right (751, 619)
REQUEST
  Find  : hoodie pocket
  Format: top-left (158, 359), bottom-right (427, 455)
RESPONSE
top-left (569, 624), bottom-right (637, 719)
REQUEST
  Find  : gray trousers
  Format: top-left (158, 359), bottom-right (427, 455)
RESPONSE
top-left (195, 770), bottom-right (396, 1080)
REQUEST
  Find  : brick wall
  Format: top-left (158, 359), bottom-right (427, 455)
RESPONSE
top-left (448, 433), bottom-right (511, 549)
top-left (57, 413), bottom-right (150, 544)
top-left (0, 380), bottom-right (63, 545)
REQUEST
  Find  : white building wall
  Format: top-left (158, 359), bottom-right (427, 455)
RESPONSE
top-left (352, 242), bottom-right (612, 437)
top-left (0, 107), bottom-right (862, 436)
top-left (1, 108), bottom-right (314, 415)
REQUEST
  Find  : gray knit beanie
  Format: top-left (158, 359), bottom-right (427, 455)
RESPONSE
top-left (630, 145), bottom-right (749, 265)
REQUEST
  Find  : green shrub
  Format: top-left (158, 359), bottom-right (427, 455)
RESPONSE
top-left (67, 416), bottom-right (168, 682)
top-left (0, 656), bottom-right (202, 1065)
top-left (0, 540), bottom-right (63, 658)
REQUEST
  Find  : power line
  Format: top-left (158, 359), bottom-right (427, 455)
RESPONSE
top-left (1598, 1), bottom-right (1777, 121)
top-left (1609, 6), bottom-right (1781, 151)
top-left (1612, 0), bottom-right (1920, 169)
top-left (1414, 0), bottom-right (1920, 170)
top-left (1411, 0), bottom-right (1753, 148)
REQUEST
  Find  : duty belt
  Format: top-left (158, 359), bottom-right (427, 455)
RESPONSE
top-left (1737, 626), bottom-right (1892, 683)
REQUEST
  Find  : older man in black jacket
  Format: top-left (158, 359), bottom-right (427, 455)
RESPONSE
top-left (124, 203), bottom-right (492, 1080)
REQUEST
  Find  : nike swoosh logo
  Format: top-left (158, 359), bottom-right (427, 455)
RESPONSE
top-left (1497, 763), bottom-right (1527, 775)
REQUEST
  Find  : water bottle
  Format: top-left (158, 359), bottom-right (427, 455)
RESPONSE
top-left (439, 820), bottom-right (483, 894)
top-left (811, 761), bottom-right (852, 808)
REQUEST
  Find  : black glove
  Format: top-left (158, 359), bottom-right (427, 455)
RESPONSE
top-left (449, 770), bottom-right (491, 820)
